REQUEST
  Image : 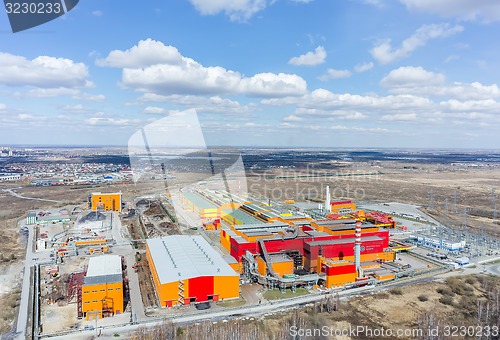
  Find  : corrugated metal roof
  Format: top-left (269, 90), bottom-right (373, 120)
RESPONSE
top-left (183, 192), bottom-right (218, 210)
top-left (84, 274), bottom-right (122, 285)
top-left (86, 255), bottom-right (122, 278)
top-left (147, 235), bottom-right (238, 284)
top-left (222, 209), bottom-right (260, 224)
top-left (233, 222), bottom-right (289, 231)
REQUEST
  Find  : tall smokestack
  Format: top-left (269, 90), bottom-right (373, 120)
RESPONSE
top-left (325, 186), bottom-right (331, 213)
top-left (355, 220), bottom-right (361, 272)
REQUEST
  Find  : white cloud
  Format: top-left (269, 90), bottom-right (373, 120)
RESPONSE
top-left (381, 66), bottom-right (500, 100)
top-left (100, 39), bottom-right (307, 97)
top-left (288, 46), bottom-right (326, 66)
top-left (0, 103), bottom-right (6, 110)
top-left (74, 93), bottom-right (106, 102)
top-left (283, 115), bottom-right (303, 122)
top-left (318, 68), bottom-right (352, 81)
top-left (25, 88), bottom-right (79, 97)
top-left (96, 39), bottom-right (183, 68)
top-left (60, 104), bottom-right (90, 113)
top-left (86, 117), bottom-right (133, 126)
top-left (370, 23), bottom-right (463, 64)
top-left (0, 52), bottom-right (89, 88)
top-left (380, 66), bottom-right (445, 88)
top-left (381, 113), bottom-right (417, 121)
top-left (188, 0), bottom-right (268, 22)
top-left (291, 0), bottom-right (314, 3)
top-left (143, 106), bottom-right (167, 114)
top-left (138, 93), bottom-right (256, 115)
top-left (400, 0), bottom-right (500, 22)
top-left (92, 10), bottom-right (103, 16)
top-left (18, 113), bottom-right (34, 120)
top-left (354, 62), bottom-right (374, 72)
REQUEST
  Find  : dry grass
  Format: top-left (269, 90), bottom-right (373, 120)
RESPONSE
top-left (248, 165), bottom-right (500, 236)
top-left (0, 288), bottom-right (21, 334)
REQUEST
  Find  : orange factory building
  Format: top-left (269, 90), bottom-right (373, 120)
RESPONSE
top-left (89, 192), bottom-right (122, 212)
top-left (146, 235), bottom-right (240, 307)
top-left (81, 255), bottom-right (124, 320)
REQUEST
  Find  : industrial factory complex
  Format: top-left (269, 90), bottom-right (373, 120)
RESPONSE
top-left (15, 182), bottom-right (500, 339)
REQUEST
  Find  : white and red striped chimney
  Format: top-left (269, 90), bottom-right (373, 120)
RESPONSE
top-left (355, 220), bottom-right (361, 271)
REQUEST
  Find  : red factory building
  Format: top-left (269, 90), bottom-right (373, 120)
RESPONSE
top-left (221, 219), bottom-right (394, 273)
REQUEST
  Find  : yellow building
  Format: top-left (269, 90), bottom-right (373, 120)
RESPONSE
top-left (330, 200), bottom-right (357, 215)
top-left (256, 254), bottom-right (294, 278)
top-left (89, 192), bottom-right (122, 212)
top-left (146, 235), bottom-right (240, 307)
top-left (82, 255), bottom-right (123, 320)
top-left (181, 192), bottom-right (219, 219)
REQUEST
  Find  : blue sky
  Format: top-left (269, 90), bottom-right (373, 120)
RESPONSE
top-left (0, 0), bottom-right (499, 148)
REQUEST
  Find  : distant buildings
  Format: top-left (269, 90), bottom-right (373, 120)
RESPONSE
top-left (0, 147), bottom-right (12, 157)
top-left (26, 209), bottom-right (71, 225)
top-left (0, 173), bottom-right (21, 181)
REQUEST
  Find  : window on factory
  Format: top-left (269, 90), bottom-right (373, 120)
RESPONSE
top-left (92, 290), bottom-right (98, 293)
top-left (108, 288), bottom-right (113, 290)
top-left (84, 301), bottom-right (89, 304)
top-left (100, 289), bottom-right (105, 292)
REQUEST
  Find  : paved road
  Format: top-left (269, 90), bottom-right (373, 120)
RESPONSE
top-left (109, 211), bottom-right (148, 321)
top-left (15, 223), bottom-right (35, 339)
top-left (124, 254), bottom-right (147, 322)
top-left (2, 188), bottom-right (62, 203)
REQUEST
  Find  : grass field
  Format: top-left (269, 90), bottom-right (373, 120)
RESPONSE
top-left (216, 297), bottom-right (246, 308)
top-left (263, 288), bottom-right (310, 301)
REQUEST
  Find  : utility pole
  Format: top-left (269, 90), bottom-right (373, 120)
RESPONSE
top-left (491, 188), bottom-right (497, 221)
top-left (453, 191), bottom-right (458, 214)
top-left (428, 189), bottom-right (435, 210)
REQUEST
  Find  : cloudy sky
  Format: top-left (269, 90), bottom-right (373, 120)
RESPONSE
top-left (0, 0), bottom-right (499, 148)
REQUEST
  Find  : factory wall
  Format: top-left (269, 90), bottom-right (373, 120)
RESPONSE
top-left (325, 273), bottom-right (357, 288)
top-left (229, 230), bottom-right (390, 264)
top-left (230, 237), bottom-right (258, 261)
top-left (320, 262), bottom-right (357, 288)
top-left (257, 256), bottom-right (267, 276)
top-left (330, 201), bottom-right (356, 214)
top-left (147, 243), bottom-right (239, 307)
top-left (271, 260), bottom-right (294, 278)
top-left (220, 229), bottom-right (232, 252)
top-left (213, 275), bottom-right (239, 300)
top-left (82, 281), bottom-right (123, 319)
top-left (181, 195), bottom-right (220, 220)
top-left (90, 193), bottom-right (122, 212)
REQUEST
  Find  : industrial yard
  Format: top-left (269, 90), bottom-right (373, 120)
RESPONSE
top-left (0, 149), bottom-right (499, 339)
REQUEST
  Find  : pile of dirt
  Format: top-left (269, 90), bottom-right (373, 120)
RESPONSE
top-left (79, 211), bottom-right (105, 223)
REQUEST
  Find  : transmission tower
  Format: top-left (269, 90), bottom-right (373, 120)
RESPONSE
top-left (428, 188), bottom-right (435, 210)
top-left (452, 191), bottom-right (458, 214)
top-left (491, 187), bottom-right (497, 221)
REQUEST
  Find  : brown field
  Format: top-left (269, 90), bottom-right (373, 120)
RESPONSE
top-left (248, 163), bottom-right (500, 236)
top-left (131, 274), bottom-right (500, 340)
